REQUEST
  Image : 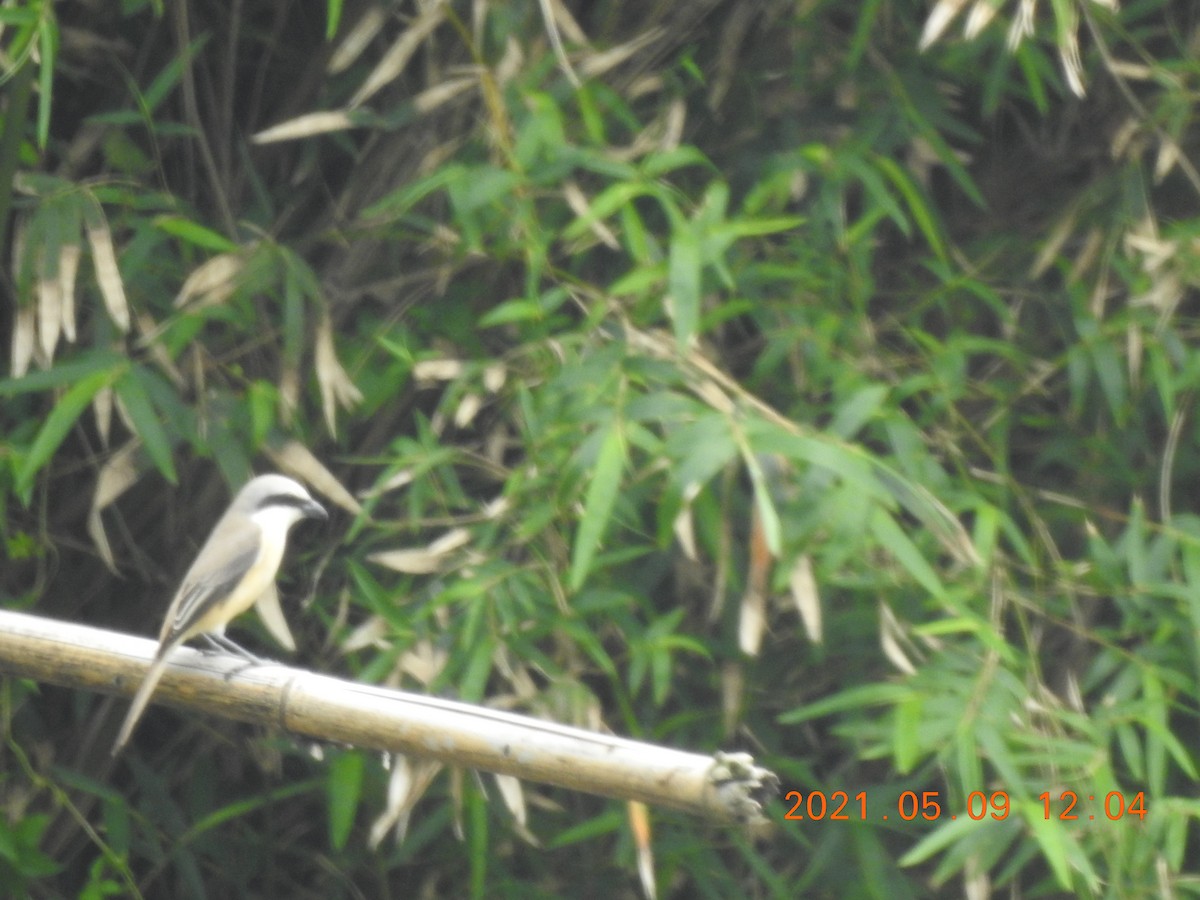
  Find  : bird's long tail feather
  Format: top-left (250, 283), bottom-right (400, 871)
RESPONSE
top-left (111, 649), bottom-right (175, 755)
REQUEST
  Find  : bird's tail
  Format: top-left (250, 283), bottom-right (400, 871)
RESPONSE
top-left (111, 648), bottom-right (175, 755)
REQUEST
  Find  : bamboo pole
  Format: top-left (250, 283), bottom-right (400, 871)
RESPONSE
top-left (0, 609), bottom-right (777, 825)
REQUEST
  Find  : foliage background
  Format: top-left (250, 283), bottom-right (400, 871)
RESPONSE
top-left (3, 0), bottom-right (1200, 896)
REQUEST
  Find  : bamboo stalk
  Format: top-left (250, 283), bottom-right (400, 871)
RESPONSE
top-left (0, 609), bottom-right (777, 825)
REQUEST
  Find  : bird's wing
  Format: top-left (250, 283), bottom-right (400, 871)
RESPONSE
top-left (158, 515), bottom-right (263, 645)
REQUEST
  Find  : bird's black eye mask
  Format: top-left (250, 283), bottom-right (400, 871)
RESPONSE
top-left (259, 493), bottom-right (313, 512)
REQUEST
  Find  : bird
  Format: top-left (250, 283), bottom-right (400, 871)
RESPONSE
top-left (111, 473), bottom-right (327, 755)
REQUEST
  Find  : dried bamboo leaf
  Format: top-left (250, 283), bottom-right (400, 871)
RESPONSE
top-left (629, 800), bottom-right (657, 900)
top-left (662, 98), bottom-right (685, 151)
top-left (672, 481), bottom-right (702, 561)
top-left (493, 773), bottom-right (528, 827)
top-left (1029, 207), bottom-right (1079, 278)
top-left (350, 1), bottom-right (448, 108)
top-left (919, 0), bottom-right (969, 50)
top-left (359, 469), bottom-right (414, 499)
top-left (251, 110), bottom-right (358, 145)
top-left (411, 76), bottom-right (477, 114)
top-left (58, 241), bottom-right (81, 342)
top-left (536, 0), bottom-right (581, 88)
top-left (1007, 0), bottom-right (1035, 49)
top-left (1058, 19), bottom-right (1086, 97)
top-left (87, 441), bottom-right (144, 573)
top-left (368, 528), bottom-right (472, 574)
top-left (563, 181), bottom-right (619, 249)
top-left (879, 602), bottom-right (917, 675)
top-left (720, 660), bottom-right (744, 737)
top-left (737, 586), bottom-right (766, 656)
top-left (413, 358), bottom-right (464, 381)
top-left (673, 504), bottom-right (698, 562)
top-left (453, 392), bottom-right (482, 428)
top-left (579, 27), bottom-right (664, 79)
top-left (133, 312), bottom-right (186, 388)
top-left (173, 252), bottom-right (245, 309)
top-left (963, 0), bottom-right (999, 38)
top-left (789, 554), bottom-right (822, 644)
top-left (266, 439), bottom-right (363, 515)
top-left (547, 0), bottom-right (588, 45)
top-left (495, 36), bottom-right (524, 85)
top-left (279, 367), bottom-right (299, 425)
top-left (395, 639), bottom-right (449, 685)
top-left (9, 220), bottom-right (36, 376)
top-left (369, 754), bottom-right (443, 848)
top-left (93, 384), bottom-right (113, 445)
top-left (482, 363), bottom-right (506, 392)
top-left (341, 615), bottom-right (390, 654)
top-left (11, 305), bottom-right (36, 377)
top-left (84, 209), bottom-right (130, 331)
top-left (37, 250), bottom-right (63, 362)
top-left (328, 4), bottom-right (389, 74)
top-left (315, 314), bottom-right (364, 436)
top-left (1154, 139), bottom-right (1180, 183)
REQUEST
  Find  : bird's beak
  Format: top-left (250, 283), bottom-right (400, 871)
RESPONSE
top-left (304, 499), bottom-right (328, 521)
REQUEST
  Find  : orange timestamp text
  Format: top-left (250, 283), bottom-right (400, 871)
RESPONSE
top-left (782, 790), bottom-right (1147, 822)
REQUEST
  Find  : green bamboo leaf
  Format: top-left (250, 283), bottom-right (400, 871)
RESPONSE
top-left (154, 215), bottom-right (237, 252)
top-left (1165, 798), bottom-right (1190, 871)
top-left (618, 202), bottom-right (653, 262)
top-left (976, 723), bottom-right (1024, 797)
top-left (1014, 44), bottom-right (1050, 115)
top-left (743, 423), bottom-right (886, 501)
top-left (955, 729), bottom-right (983, 803)
top-left (869, 507), bottom-right (946, 599)
top-left (478, 298), bottom-right (541, 326)
top-left (668, 223), bottom-right (701, 349)
top-left (0, 351), bottom-right (125, 395)
top-left (829, 384), bottom-right (889, 438)
top-left (466, 779), bottom-right (488, 896)
top-left (1138, 670), bottom-right (1198, 782)
top-left (479, 287), bottom-right (569, 327)
top-left (326, 0), bottom-right (344, 40)
top-left (115, 367), bottom-right (177, 483)
top-left (282, 255), bottom-right (307, 368)
top-left (710, 215), bottom-right (804, 241)
top-left (899, 815), bottom-right (987, 868)
top-left (562, 181), bottom-right (657, 241)
top-left (448, 165), bottom-right (521, 213)
top-left (360, 165), bottom-right (459, 220)
top-left (569, 423), bottom-right (627, 591)
top-left (639, 146), bottom-right (711, 178)
top-left (185, 780), bottom-right (314, 838)
top-left (141, 35), bottom-right (207, 111)
top-left (1114, 721), bottom-right (1144, 780)
top-left (743, 450), bottom-right (783, 556)
top-left (327, 751), bottom-right (364, 851)
top-left (460, 633), bottom-right (495, 703)
top-left (16, 367), bottom-right (119, 502)
top-left (892, 692), bottom-right (923, 772)
top-left (1022, 805), bottom-right (1079, 892)
top-left (546, 810), bottom-right (624, 849)
top-left (35, 16), bottom-right (58, 149)
top-left (779, 682), bottom-right (911, 724)
top-left (872, 154), bottom-right (948, 263)
top-left (1089, 336), bottom-right (1128, 425)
